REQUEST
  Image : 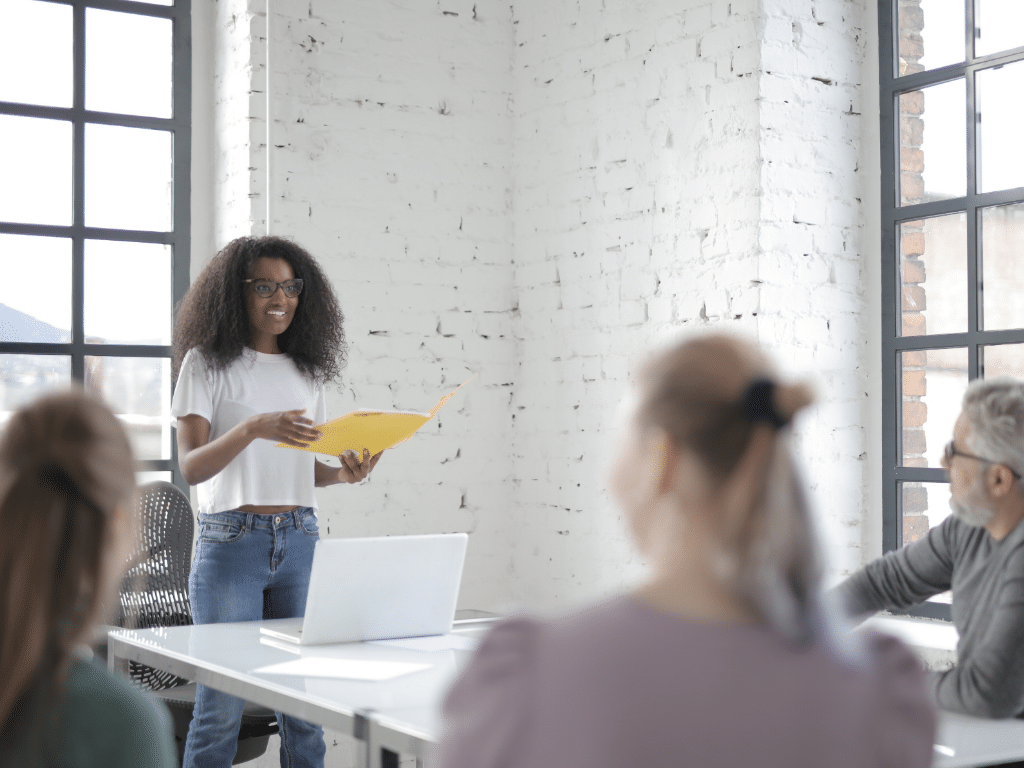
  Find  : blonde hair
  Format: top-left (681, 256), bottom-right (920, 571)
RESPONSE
top-left (637, 334), bottom-right (824, 645)
top-left (0, 388), bottom-right (136, 728)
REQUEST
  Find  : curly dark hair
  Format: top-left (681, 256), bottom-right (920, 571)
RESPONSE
top-left (172, 236), bottom-right (347, 386)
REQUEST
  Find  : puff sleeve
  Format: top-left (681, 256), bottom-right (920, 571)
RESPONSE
top-left (435, 616), bottom-right (540, 768)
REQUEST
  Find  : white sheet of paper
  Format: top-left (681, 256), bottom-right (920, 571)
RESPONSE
top-left (367, 633), bottom-right (478, 652)
top-left (252, 658), bottom-right (431, 681)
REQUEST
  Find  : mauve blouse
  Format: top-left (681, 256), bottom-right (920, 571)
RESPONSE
top-left (437, 596), bottom-right (935, 768)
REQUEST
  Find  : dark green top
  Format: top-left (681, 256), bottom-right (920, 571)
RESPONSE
top-left (1, 655), bottom-right (176, 768)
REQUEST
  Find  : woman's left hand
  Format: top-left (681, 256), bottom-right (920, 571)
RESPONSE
top-left (337, 448), bottom-right (383, 484)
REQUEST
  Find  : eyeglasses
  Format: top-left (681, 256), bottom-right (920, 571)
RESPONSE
top-left (943, 440), bottom-right (1022, 479)
top-left (243, 278), bottom-right (303, 298)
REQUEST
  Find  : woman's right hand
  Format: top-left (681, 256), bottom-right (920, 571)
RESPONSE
top-left (245, 409), bottom-right (322, 447)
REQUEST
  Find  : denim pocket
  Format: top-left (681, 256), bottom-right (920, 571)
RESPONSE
top-left (199, 520), bottom-right (244, 543)
top-left (299, 514), bottom-right (319, 537)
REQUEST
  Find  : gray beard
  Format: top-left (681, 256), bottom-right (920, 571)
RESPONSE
top-left (949, 485), bottom-right (997, 528)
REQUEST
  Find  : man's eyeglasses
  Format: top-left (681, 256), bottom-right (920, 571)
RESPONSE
top-left (943, 440), bottom-right (1022, 479)
top-left (243, 278), bottom-right (304, 298)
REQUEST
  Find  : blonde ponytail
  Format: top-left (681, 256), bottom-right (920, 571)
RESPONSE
top-left (638, 335), bottom-right (830, 647)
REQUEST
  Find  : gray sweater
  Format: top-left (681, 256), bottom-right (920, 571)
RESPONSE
top-left (835, 514), bottom-right (1024, 718)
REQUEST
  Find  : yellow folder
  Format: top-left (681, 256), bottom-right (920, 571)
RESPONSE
top-left (276, 376), bottom-right (474, 457)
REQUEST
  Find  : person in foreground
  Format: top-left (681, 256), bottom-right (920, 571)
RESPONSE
top-left (0, 388), bottom-right (176, 768)
top-left (173, 236), bottom-right (381, 768)
top-left (835, 377), bottom-right (1024, 719)
top-left (437, 333), bottom-right (935, 768)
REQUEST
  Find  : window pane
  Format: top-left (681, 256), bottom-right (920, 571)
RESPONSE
top-left (86, 9), bottom-right (172, 119)
top-left (899, 213), bottom-right (967, 336)
top-left (899, 79), bottom-right (965, 205)
top-left (0, 235), bottom-right (72, 343)
top-left (0, 0), bottom-right (73, 108)
top-left (976, 60), bottom-right (1024, 193)
top-left (85, 124), bottom-right (173, 232)
top-left (900, 482), bottom-right (953, 603)
top-left (976, 0), bottom-right (1024, 57)
top-left (897, 0), bottom-right (965, 76)
top-left (982, 343), bottom-right (1024, 379)
top-left (901, 481), bottom-right (952, 545)
top-left (901, 347), bottom-right (967, 467)
top-left (85, 241), bottom-right (172, 345)
top-left (0, 115), bottom-right (72, 226)
top-left (86, 356), bottom-right (172, 461)
top-left (980, 202), bottom-right (1024, 331)
top-left (119, 0), bottom-right (173, 5)
top-left (0, 355), bottom-right (72, 428)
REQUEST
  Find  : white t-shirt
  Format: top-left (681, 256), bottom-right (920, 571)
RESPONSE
top-left (170, 347), bottom-right (327, 516)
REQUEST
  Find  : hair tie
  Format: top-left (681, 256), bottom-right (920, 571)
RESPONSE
top-left (741, 379), bottom-right (790, 429)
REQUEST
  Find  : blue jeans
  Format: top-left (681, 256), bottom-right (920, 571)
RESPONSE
top-left (182, 508), bottom-right (326, 768)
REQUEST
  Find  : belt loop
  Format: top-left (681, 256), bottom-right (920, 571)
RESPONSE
top-left (294, 509), bottom-right (301, 529)
top-left (245, 512), bottom-right (254, 533)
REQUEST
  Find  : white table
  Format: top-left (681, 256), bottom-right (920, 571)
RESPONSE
top-left (935, 711), bottom-right (1024, 768)
top-left (110, 619), bottom-right (1024, 768)
top-left (107, 619), bottom-right (487, 768)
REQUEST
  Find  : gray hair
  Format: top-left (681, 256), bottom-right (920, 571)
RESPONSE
top-left (962, 377), bottom-right (1024, 483)
top-left (732, 437), bottom-right (822, 643)
top-left (717, 435), bottom-right (865, 665)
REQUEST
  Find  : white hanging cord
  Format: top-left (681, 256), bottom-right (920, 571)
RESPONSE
top-left (265, 0), bottom-right (272, 234)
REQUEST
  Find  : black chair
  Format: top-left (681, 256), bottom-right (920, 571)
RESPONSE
top-left (117, 481), bottom-right (280, 766)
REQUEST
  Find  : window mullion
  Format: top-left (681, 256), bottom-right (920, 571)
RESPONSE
top-left (967, 0), bottom-right (977, 62)
top-left (71, 3), bottom-right (86, 381)
top-left (966, 37), bottom-right (979, 377)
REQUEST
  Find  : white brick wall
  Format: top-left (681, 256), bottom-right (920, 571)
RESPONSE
top-left (757, 0), bottom-right (872, 577)
top-left (200, 0), bottom-right (878, 610)
top-left (505, 0), bottom-right (874, 610)
top-left (194, 0), bottom-right (881, 763)
top-left (209, 0), bottom-right (269, 244)
top-left (201, 0), bottom-right (518, 622)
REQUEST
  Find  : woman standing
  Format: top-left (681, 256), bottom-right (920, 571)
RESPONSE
top-left (172, 236), bottom-right (381, 768)
top-left (0, 389), bottom-right (176, 768)
top-left (438, 333), bottom-right (935, 768)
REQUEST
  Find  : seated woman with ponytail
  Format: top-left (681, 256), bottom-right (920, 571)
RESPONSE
top-left (438, 333), bottom-right (935, 768)
top-left (0, 389), bottom-right (175, 768)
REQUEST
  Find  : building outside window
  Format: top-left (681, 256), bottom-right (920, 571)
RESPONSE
top-left (0, 0), bottom-right (191, 489)
top-left (881, 0), bottom-right (1024, 618)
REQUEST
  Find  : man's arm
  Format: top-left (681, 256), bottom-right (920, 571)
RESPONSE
top-left (934, 562), bottom-right (1024, 717)
top-left (833, 516), bottom-right (958, 617)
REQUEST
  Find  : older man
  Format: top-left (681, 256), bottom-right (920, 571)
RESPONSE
top-left (835, 377), bottom-right (1024, 718)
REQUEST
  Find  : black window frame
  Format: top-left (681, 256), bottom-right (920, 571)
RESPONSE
top-left (0, 0), bottom-right (191, 492)
top-left (880, 0), bottom-right (1024, 620)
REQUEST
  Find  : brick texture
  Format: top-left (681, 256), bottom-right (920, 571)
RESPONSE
top-left (201, 0), bottom-right (876, 618)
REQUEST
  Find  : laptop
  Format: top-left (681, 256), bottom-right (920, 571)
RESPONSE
top-left (259, 532), bottom-right (469, 645)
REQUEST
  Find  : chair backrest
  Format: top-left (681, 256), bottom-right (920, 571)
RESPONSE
top-left (119, 480), bottom-right (194, 631)
top-left (118, 481), bottom-right (195, 691)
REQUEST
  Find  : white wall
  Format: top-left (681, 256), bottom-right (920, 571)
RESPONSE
top-left (199, 0), bottom-right (519, 614)
top-left (508, 0), bottom-right (764, 609)
top-left (756, 0), bottom-right (873, 578)
top-left (194, 0), bottom-right (881, 611)
top-left (192, 0), bottom-right (887, 605)
top-left (192, 0), bottom-right (883, 765)
top-left (506, 0), bottom-right (875, 609)
top-left (859, 0), bottom-right (884, 563)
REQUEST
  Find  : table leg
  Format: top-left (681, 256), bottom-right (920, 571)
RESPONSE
top-left (107, 643), bottom-right (129, 676)
top-left (364, 716), bottom-right (400, 768)
top-left (366, 718), bottom-right (380, 768)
